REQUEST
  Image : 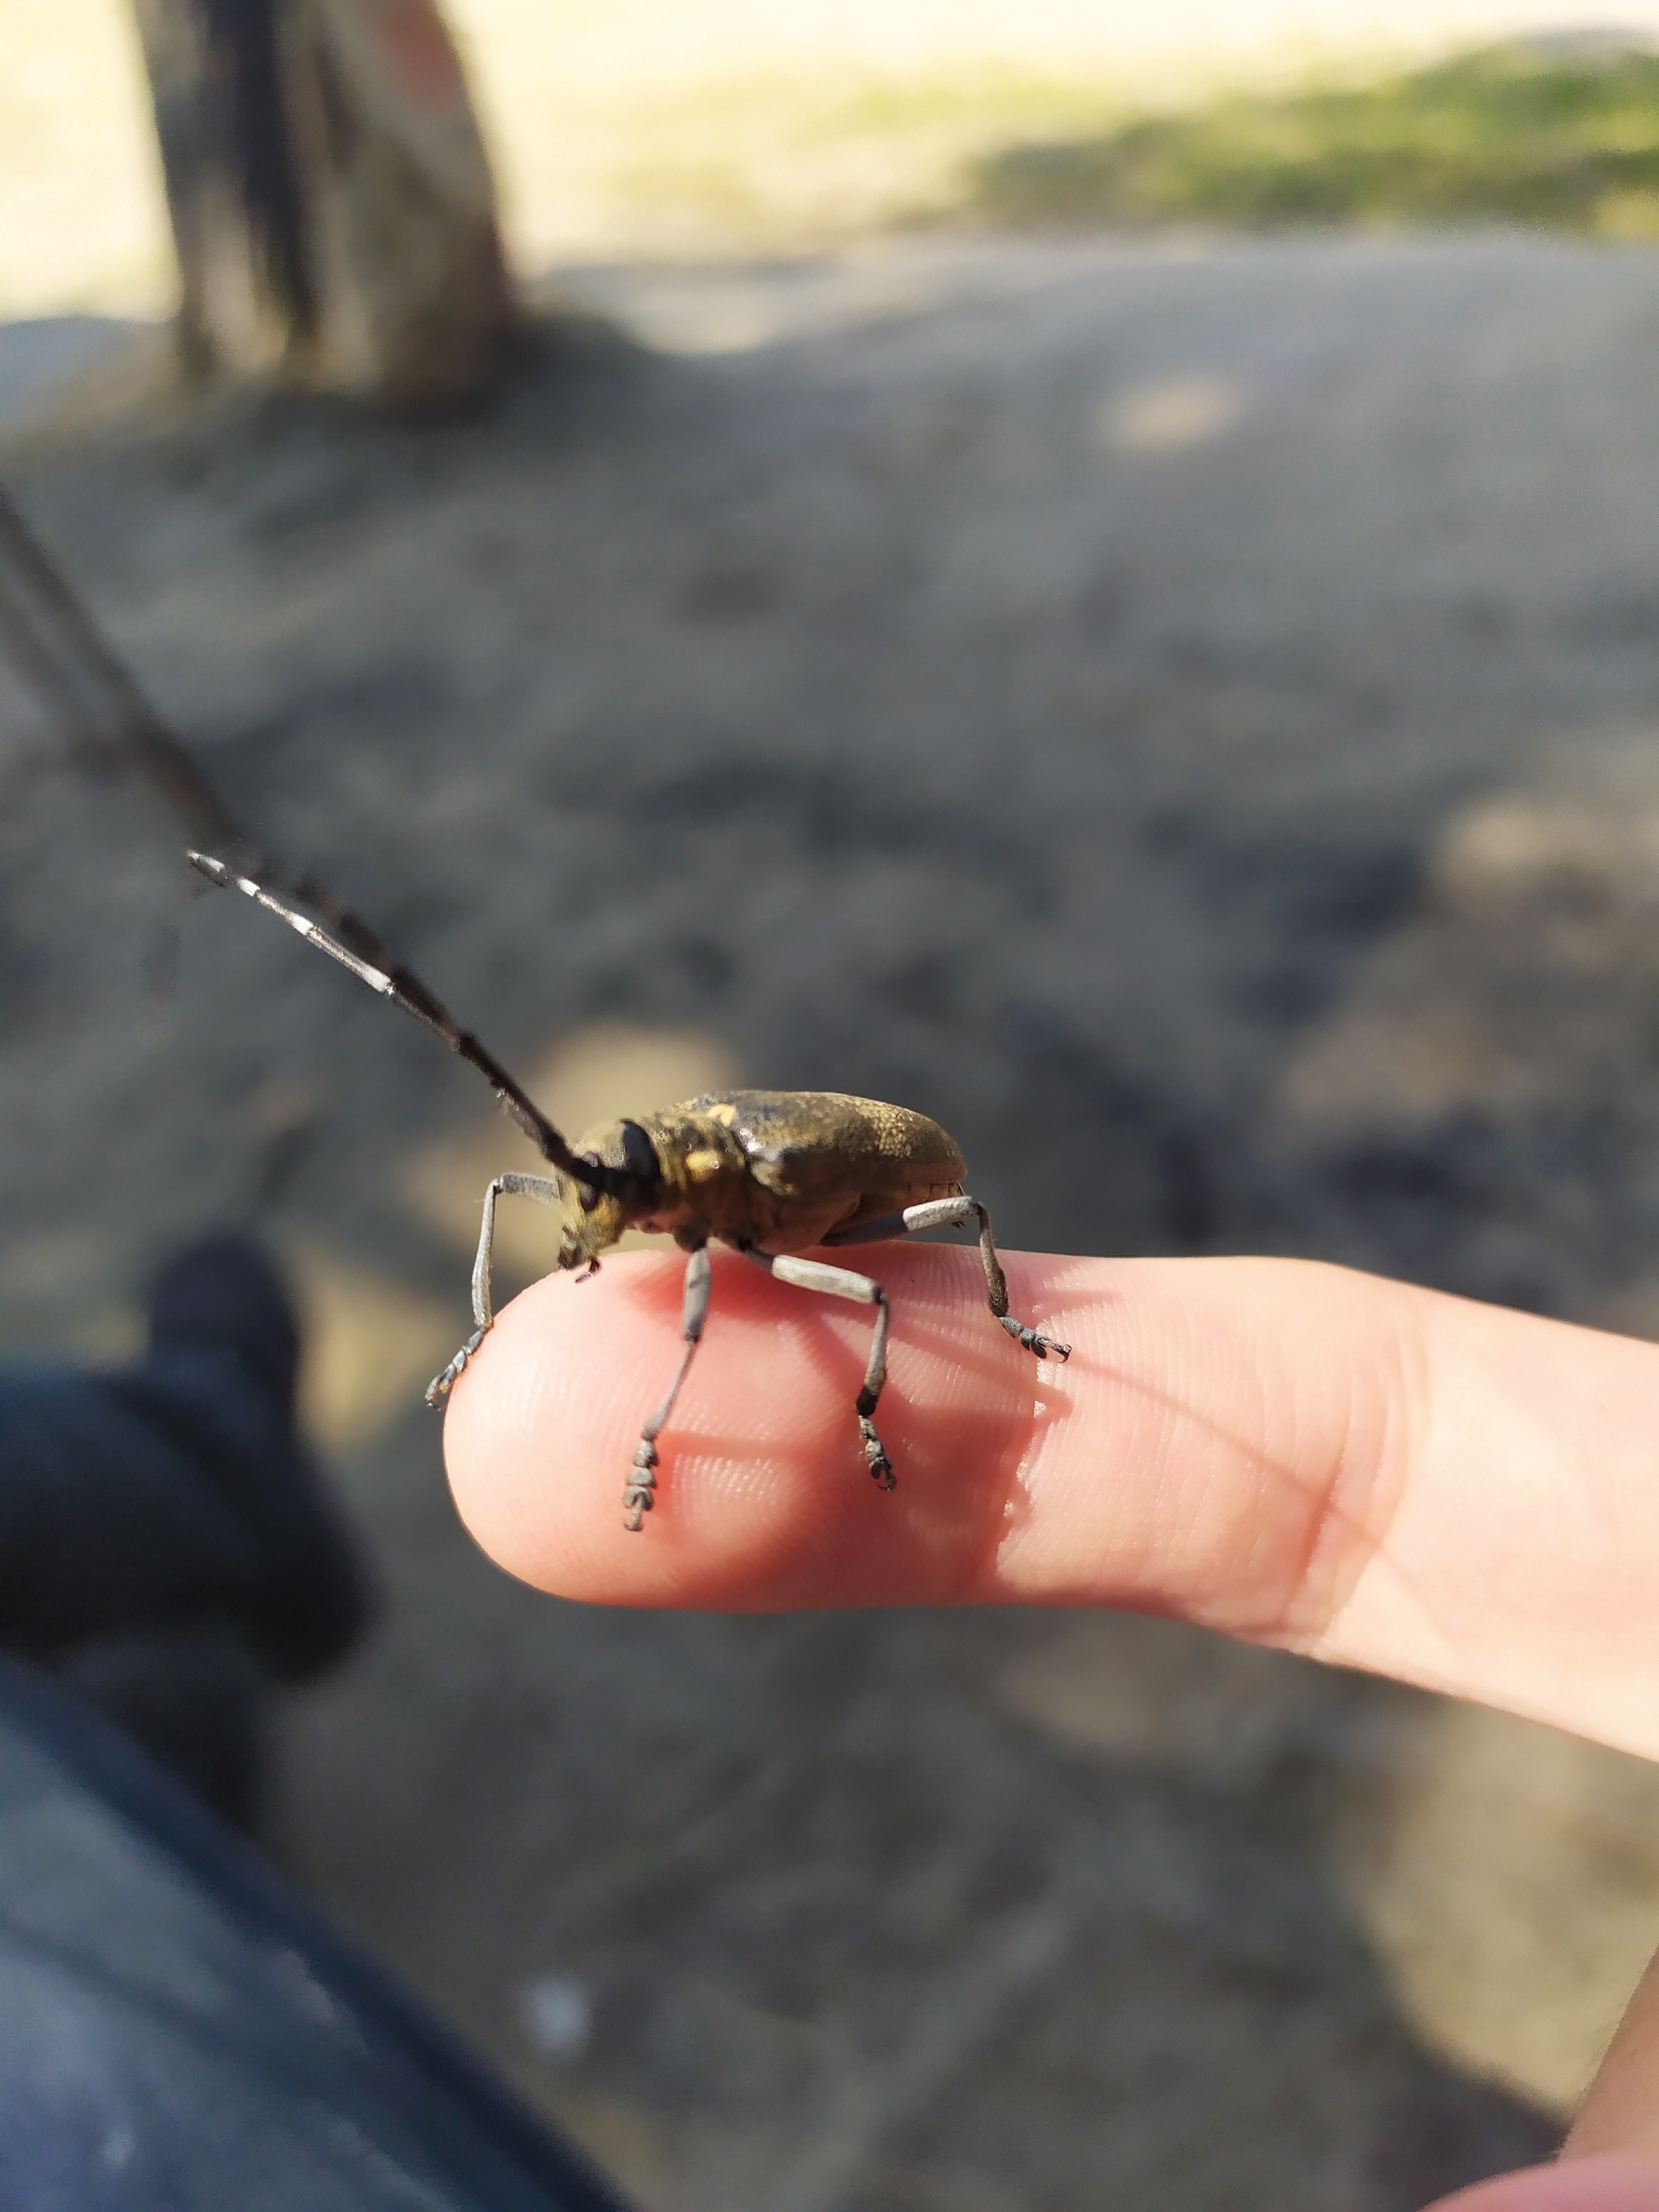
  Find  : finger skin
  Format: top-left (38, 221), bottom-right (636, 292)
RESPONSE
top-left (443, 1245), bottom-right (1659, 1758)
top-left (1427, 2161), bottom-right (1659, 2211)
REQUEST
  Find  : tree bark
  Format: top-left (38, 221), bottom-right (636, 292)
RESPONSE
top-left (132, 0), bottom-right (511, 407)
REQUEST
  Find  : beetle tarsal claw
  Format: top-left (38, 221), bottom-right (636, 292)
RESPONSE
top-left (858, 1417), bottom-right (896, 1490)
top-left (621, 1440), bottom-right (659, 1532)
top-left (1000, 1315), bottom-right (1070, 1363)
top-left (425, 1327), bottom-right (488, 1408)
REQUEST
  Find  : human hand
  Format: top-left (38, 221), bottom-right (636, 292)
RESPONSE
top-left (442, 1244), bottom-right (1659, 2210)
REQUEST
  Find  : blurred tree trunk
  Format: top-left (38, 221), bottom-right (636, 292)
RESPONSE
top-left (131, 0), bottom-right (512, 407)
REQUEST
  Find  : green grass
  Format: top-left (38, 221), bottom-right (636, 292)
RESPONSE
top-left (970, 40), bottom-right (1659, 237)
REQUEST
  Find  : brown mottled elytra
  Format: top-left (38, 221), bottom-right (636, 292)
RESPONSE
top-left (191, 854), bottom-right (1070, 1531)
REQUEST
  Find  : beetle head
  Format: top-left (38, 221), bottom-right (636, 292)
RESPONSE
top-left (555, 1118), bottom-right (661, 1270)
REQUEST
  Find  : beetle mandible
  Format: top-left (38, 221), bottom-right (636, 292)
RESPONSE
top-left (190, 850), bottom-right (1069, 1532)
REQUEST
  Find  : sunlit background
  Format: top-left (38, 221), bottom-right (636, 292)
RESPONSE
top-left (15, 0), bottom-right (1659, 314)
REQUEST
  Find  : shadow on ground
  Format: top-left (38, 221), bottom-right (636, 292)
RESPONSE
top-left (7, 230), bottom-right (1659, 2203)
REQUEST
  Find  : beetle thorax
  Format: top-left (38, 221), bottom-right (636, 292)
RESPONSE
top-left (554, 1106), bottom-right (754, 1268)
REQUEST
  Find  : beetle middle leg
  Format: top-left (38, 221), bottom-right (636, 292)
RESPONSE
top-left (825, 1197), bottom-right (1071, 1362)
top-left (426, 1170), bottom-right (565, 1406)
top-left (742, 1248), bottom-right (896, 1490)
top-left (621, 1242), bottom-right (712, 1532)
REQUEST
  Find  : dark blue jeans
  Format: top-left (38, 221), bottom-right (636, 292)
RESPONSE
top-left (0, 1656), bottom-right (630, 2211)
top-left (0, 1352), bottom-right (365, 1680)
top-left (0, 1345), bottom-right (373, 1827)
top-left (0, 1345), bottom-right (629, 2210)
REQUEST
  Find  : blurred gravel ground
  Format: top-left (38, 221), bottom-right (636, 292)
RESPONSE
top-left (6, 230), bottom-right (1659, 2205)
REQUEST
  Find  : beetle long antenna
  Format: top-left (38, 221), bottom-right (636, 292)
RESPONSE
top-left (0, 481), bottom-right (629, 1198)
top-left (0, 483), bottom-right (248, 847)
top-left (186, 850), bottom-right (623, 1189)
top-left (0, 485), bottom-right (416, 965)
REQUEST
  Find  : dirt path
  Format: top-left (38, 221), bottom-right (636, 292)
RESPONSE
top-left (8, 229), bottom-right (1659, 2204)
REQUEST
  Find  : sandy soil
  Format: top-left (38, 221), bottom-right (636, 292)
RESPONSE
top-left (7, 227), bottom-right (1659, 2205)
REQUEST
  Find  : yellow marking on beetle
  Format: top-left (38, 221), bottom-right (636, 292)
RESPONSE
top-left (683, 1148), bottom-right (727, 1177)
top-left (709, 1102), bottom-right (738, 1126)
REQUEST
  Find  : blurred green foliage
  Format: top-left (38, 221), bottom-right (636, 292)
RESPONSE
top-left (971, 40), bottom-right (1659, 236)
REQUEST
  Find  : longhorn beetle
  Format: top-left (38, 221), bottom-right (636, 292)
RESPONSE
top-left (190, 850), bottom-right (1070, 1531)
top-left (0, 488), bottom-right (1068, 1529)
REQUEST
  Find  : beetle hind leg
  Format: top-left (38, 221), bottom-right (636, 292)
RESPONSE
top-left (825, 1196), bottom-right (1071, 1363)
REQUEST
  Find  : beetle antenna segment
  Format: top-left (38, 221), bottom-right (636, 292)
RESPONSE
top-left (0, 484), bottom-right (255, 846)
top-left (0, 487), bottom-right (634, 1194)
top-left (186, 852), bottom-right (632, 1196)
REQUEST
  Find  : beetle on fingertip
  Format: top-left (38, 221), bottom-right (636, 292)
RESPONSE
top-left (190, 850), bottom-right (1069, 1531)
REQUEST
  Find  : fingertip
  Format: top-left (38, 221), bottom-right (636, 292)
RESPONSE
top-left (441, 1242), bottom-right (1068, 1608)
top-left (442, 1253), bottom-right (731, 1604)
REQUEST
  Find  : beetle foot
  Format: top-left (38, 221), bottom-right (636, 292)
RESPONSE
top-left (858, 1416), bottom-right (896, 1490)
top-left (1000, 1315), bottom-right (1071, 1363)
top-left (622, 1440), bottom-right (658, 1532)
top-left (426, 1327), bottom-right (488, 1408)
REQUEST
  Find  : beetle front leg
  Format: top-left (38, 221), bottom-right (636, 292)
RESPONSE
top-left (426, 1170), bottom-right (565, 1407)
top-left (743, 1248), bottom-right (895, 1490)
top-left (623, 1242), bottom-right (713, 1531)
top-left (825, 1196), bottom-right (1070, 1363)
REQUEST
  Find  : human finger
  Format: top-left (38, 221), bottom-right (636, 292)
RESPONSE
top-left (1424, 2161), bottom-right (1659, 2212)
top-left (1564, 1937), bottom-right (1659, 2163)
top-left (1419, 1937), bottom-right (1659, 2208)
top-left (443, 1244), bottom-right (1659, 1758)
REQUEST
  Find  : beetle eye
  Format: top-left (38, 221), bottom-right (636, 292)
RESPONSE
top-left (618, 1119), bottom-right (659, 1183)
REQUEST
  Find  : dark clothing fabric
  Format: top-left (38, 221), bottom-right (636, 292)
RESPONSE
top-left (0, 1348), bottom-right (366, 1675)
top-left (0, 1340), bottom-right (371, 1831)
top-left (0, 1241), bottom-right (625, 2209)
top-left (0, 1656), bottom-right (630, 2212)
top-left (0, 1354), bottom-right (275, 1659)
top-left (0, 1234), bottom-right (367, 1685)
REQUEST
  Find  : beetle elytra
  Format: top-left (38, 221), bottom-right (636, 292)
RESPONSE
top-left (190, 851), bottom-right (1069, 1530)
